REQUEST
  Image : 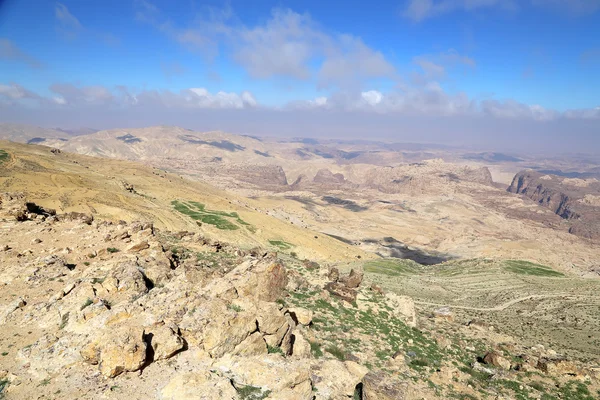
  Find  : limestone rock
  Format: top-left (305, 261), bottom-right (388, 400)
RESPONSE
top-left (312, 360), bottom-right (362, 398)
top-left (537, 358), bottom-right (583, 378)
top-left (232, 260), bottom-right (288, 302)
top-left (215, 355), bottom-right (311, 395)
top-left (291, 331), bottom-right (311, 358)
top-left (287, 307), bottom-right (313, 326)
top-left (147, 323), bottom-right (184, 361)
top-left (81, 326), bottom-right (147, 377)
top-left (433, 306), bottom-right (454, 322)
top-left (203, 306), bottom-right (257, 358)
top-left (362, 370), bottom-right (407, 400)
top-left (233, 332), bottom-right (268, 356)
top-left (257, 302), bottom-right (287, 334)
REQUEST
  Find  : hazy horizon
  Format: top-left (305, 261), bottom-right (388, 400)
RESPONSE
top-left (1, 0), bottom-right (599, 154)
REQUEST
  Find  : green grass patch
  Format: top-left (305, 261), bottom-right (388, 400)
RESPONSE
top-left (325, 345), bottom-right (346, 361)
top-left (268, 240), bottom-right (294, 250)
top-left (172, 200), bottom-right (254, 230)
top-left (236, 384), bottom-right (271, 400)
top-left (0, 150), bottom-right (9, 164)
top-left (558, 381), bottom-right (595, 400)
top-left (309, 340), bottom-right (323, 358)
top-left (0, 378), bottom-right (9, 398)
top-left (107, 247), bottom-right (120, 253)
top-left (504, 260), bottom-right (564, 277)
top-left (267, 345), bottom-right (283, 355)
top-left (364, 259), bottom-right (422, 276)
top-left (80, 298), bottom-right (93, 311)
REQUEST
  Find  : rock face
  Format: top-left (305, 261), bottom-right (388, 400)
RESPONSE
top-left (363, 159), bottom-right (494, 195)
top-left (81, 326), bottom-right (147, 377)
top-left (508, 170), bottom-right (600, 240)
top-left (313, 169), bottom-right (347, 185)
top-left (223, 164), bottom-right (289, 188)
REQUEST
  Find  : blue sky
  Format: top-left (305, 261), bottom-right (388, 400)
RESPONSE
top-left (0, 0), bottom-right (599, 150)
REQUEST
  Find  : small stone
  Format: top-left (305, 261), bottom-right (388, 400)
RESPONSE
top-left (62, 283), bottom-right (76, 296)
top-left (32, 238), bottom-right (42, 244)
top-left (328, 267), bottom-right (340, 282)
top-left (433, 306), bottom-right (454, 322)
top-left (483, 351), bottom-right (511, 370)
top-left (128, 241), bottom-right (150, 252)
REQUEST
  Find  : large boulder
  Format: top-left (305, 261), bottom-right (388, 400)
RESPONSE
top-left (215, 355), bottom-right (312, 398)
top-left (146, 323), bottom-right (184, 361)
top-left (312, 360), bottom-right (366, 398)
top-left (362, 370), bottom-right (407, 400)
top-left (201, 301), bottom-right (257, 358)
top-left (81, 325), bottom-right (147, 377)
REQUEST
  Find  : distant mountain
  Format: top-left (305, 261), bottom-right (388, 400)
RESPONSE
top-left (0, 123), bottom-right (69, 144)
top-left (463, 152), bottom-right (523, 163)
top-left (54, 127), bottom-right (99, 136)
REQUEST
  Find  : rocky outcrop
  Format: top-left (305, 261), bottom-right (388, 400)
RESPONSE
top-left (508, 170), bottom-right (600, 240)
top-left (362, 160), bottom-right (494, 195)
top-left (313, 169), bottom-right (347, 185)
top-left (223, 164), bottom-right (289, 187)
top-left (508, 170), bottom-right (578, 219)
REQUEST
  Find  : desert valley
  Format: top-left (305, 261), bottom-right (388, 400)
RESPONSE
top-left (0, 123), bottom-right (599, 399)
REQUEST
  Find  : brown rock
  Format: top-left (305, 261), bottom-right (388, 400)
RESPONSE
top-left (328, 267), bottom-right (340, 282)
top-left (483, 351), bottom-right (511, 370)
top-left (324, 282), bottom-right (357, 303)
top-left (370, 283), bottom-right (384, 295)
top-left (128, 241), bottom-right (150, 252)
top-left (344, 269), bottom-right (363, 288)
top-left (362, 370), bottom-right (407, 400)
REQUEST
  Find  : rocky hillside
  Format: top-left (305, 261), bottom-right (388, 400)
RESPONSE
top-left (363, 159), bottom-right (494, 195)
top-left (1, 193), bottom-right (599, 400)
top-left (508, 170), bottom-right (600, 240)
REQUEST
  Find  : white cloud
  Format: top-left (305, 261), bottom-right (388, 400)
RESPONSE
top-left (481, 99), bottom-right (559, 121)
top-left (361, 90), bottom-right (384, 106)
top-left (564, 106), bottom-right (600, 120)
top-left (50, 83), bottom-right (113, 105)
top-left (186, 88), bottom-right (257, 109)
top-left (55, 3), bottom-right (82, 37)
top-left (403, 0), bottom-right (509, 22)
top-left (136, 4), bottom-right (397, 89)
top-left (0, 39), bottom-right (42, 68)
top-left (403, 0), bottom-right (599, 22)
top-left (0, 83), bottom-right (40, 100)
top-left (3, 81), bottom-right (599, 124)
